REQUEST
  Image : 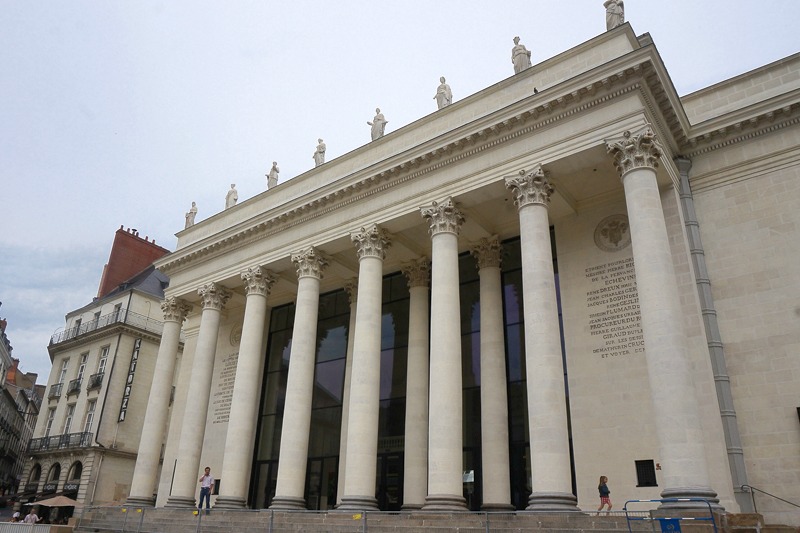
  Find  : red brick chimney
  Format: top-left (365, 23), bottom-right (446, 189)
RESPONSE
top-left (96, 226), bottom-right (170, 298)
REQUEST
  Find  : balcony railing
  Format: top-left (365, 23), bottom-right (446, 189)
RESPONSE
top-left (87, 372), bottom-right (104, 391)
top-left (47, 383), bottom-right (63, 400)
top-left (50, 310), bottom-right (164, 346)
top-left (67, 378), bottom-right (82, 396)
top-left (28, 431), bottom-right (93, 453)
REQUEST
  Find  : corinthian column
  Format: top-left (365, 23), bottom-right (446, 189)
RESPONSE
top-left (270, 247), bottom-right (328, 509)
top-left (401, 258), bottom-right (430, 510)
top-left (215, 267), bottom-right (277, 509)
top-left (505, 166), bottom-right (577, 511)
top-left (420, 197), bottom-right (467, 511)
top-left (606, 126), bottom-right (719, 507)
top-left (339, 225), bottom-right (391, 510)
top-left (165, 283), bottom-right (231, 508)
top-left (127, 297), bottom-right (192, 506)
top-left (336, 280), bottom-right (358, 506)
top-left (470, 237), bottom-right (513, 511)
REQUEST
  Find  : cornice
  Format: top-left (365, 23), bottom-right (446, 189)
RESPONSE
top-left (47, 324), bottom-right (163, 357)
top-left (157, 51), bottom-right (671, 278)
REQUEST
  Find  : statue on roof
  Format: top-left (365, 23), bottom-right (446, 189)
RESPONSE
top-left (434, 77), bottom-right (453, 109)
top-left (313, 139), bottom-right (326, 167)
top-left (367, 108), bottom-right (388, 141)
top-left (185, 202), bottom-right (197, 228)
top-left (604, 0), bottom-right (624, 30)
top-left (226, 183), bottom-right (238, 209)
top-left (511, 36), bottom-right (532, 74)
top-left (267, 161), bottom-right (279, 189)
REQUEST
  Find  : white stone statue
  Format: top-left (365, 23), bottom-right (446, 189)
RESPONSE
top-left (267, 161), bottom-right (279, 189)
top-left (313, 139), bottom-right (326, 166)
top-left (185, 201), bottom-right (197, 229)
top-left (367, 108), bottom-right (388, 141)
top-left (604, 0), bottom-right (624, 30)
top-left (511, 36), bottom-right (532, 74)
top-left (225, 183), bottom-right (238, 209)
top-left (434, 77), bottom-right (453, 109)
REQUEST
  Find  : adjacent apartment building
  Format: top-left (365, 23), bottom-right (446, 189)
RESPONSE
top-left (20, 227), bottom-right (174, 507)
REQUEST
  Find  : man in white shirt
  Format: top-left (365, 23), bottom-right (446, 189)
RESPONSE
top-left (198, 466), bottom-right (215, 514)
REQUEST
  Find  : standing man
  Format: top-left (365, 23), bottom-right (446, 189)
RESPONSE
top-left (198, 466), bottom-right (215, 514)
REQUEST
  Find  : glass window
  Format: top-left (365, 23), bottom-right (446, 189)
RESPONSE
top-left (98, 346), bottom-right (109, 374)
top-left (44, 408), bottom-right (56, 437)
top-left (84, 400), bottom-right (96, 433)
top-left (77, 353), bottom-right (88, 380)
top-left (63, 404), bottom-right (75, 434)
top-left (58, 359), bottom-right (69, 383)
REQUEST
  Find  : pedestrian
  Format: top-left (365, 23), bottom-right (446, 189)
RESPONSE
top-left (597, 475), bottom-right (612, 513)
top-left (198, 466), bottom-right (215, 514)
top-left (23, 508), bottom-right (41, 524)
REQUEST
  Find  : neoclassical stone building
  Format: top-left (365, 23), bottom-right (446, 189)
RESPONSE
top-left (126, 24), bottom-right (800, 525)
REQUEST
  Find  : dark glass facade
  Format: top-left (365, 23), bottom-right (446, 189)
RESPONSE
top-left (250, 237), bottom-right (569, 510)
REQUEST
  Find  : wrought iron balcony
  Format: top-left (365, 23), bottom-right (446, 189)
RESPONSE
top-left (50, 310), bottom-right (164, 346)
top-left (28, 431), bottom-right (93, 453)
top-left (86, 372), bottom-right (104, 391)
top-left (67, 378), bottom-right (82, 396)
top-left (47, 383), bottom-right (63, 400)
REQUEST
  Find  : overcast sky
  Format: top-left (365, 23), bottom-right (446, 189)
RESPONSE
top-left (1, 1), bottom-right (798, 382)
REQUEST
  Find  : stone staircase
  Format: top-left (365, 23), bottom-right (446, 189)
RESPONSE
top-left (71, 507), bottom-right (799, 533)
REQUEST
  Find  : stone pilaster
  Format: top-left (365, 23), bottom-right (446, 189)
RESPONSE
top-left (165, 284), bottom-right (230, 508)
top-left (505, 166), bottom-right (578, 511)
top-left (470, 237), bottom-right (513, 511)
top-left (215, 267), bottom-right (276, 509)
top-left (606, 126), bottom-right (719, 508)
top-left (271, 248), bottom-right (327, 509)
top-left (127, 297), bottom-right (192, 506)
top-left (401, 258), bottom-right (430, 509)
top-left (420, 198), bottom-right (467, 511)
top-left (339, 225), bottom-right (391, 510)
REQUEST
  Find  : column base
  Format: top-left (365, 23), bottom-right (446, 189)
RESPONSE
top-left (526, 491), bottom-right (580, 511)
top-left (269, 495), bottom-right (307, 510)
top-left (337, 495), bottom-right (378, 511)
top-left (213, 496), bottom-right (247, 509)
top-left (482, 502), bottom-right (516, 512)
top-left (401, 503), bottom-right (423, 510)
top-left (660, 487), bottom-right (723, 510)
top-left (423, 494), bottom-right (468, 511)
top-left (124, 496), bottom-right (155, 507)
top-left (163, 495), bottom-right (196, 508)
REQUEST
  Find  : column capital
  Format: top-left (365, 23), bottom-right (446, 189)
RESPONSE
top-left (401, 258), bottom-right (431, 288)
top-left (161, 297), bottom-right (193, 323)
top-left (241, 266), bottom-right (277, 297)
top-left (343, 279), bottom-right (358, 304)
top-left (351, 223), bottom-right (391, 260)
top-left (605, 124), bottom-right (663, 178)
top-left (505, 164), bottom-right (554, 209)
top-left (291, 247), bottom-right (328, 280)
top-left (674, 155), bottom-right (692, 177)
top-left (197, 283), bottom-right (231, 311)
top-left (420, 197), bottom-right (464, 236)
top-left (470, 236), bottom-right (502, 269)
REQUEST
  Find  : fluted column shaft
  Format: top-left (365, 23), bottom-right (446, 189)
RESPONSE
top-left (336, 281), bottom-right (357, 506)
top-left (471, 238), bottom-right (513, 511)
top-left (421, 198), bottom-right (467, 511)
top-left (506, 167), bottom-right (577, 511)
top-left (339, 225), bottom-right (391, 510)
top-left (215, 267), bottom-right (276, 508)
top-left (607, 127), bottom-right (718, 507)
top-left (165, 284), bottom-right (231, 507)
top-left (401, 259), bottom-right (430, 509)
top-left (271, 248), bottom-right (327, 509)
top-left (127, 297), bottom-right (192, 506)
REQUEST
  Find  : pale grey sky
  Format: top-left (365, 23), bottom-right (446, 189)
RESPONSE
top-left (1, 1), bottom-right (798, 381)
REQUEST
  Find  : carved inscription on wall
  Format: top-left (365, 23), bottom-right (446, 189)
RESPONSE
top-left (585, 257), bottom-right (644, 358)
top-left (212, 352), bottom-right (238, 424)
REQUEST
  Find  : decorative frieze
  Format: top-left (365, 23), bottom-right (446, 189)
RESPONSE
top-left (505, 164), bottom-right (554, 209)
top-left (241, 266), bottom-right (277, 297)
top-left (351, 224), bottom-right (392, 260)
top-left (291, 247), bottom-right (328, 280)
top-left (161, 297), bottom-right (193, 323)
top-left (197, 283), bottom-right (232, 311)
top-left (605, 124), bottom-right (662, 178)
top-left (401, 258), bottom-right (431, 288)
top-left (470, 236), bottom-right (502, 270)
top-left (420, 197), bottom-right (464, 236)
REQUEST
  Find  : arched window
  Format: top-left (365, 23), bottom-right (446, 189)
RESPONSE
top-left (47, 463), bottom-right (61, 483)
top-left (28, 464), bottom-right (41, 483)
top-left (68, 461), bottom-right (82, 481)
